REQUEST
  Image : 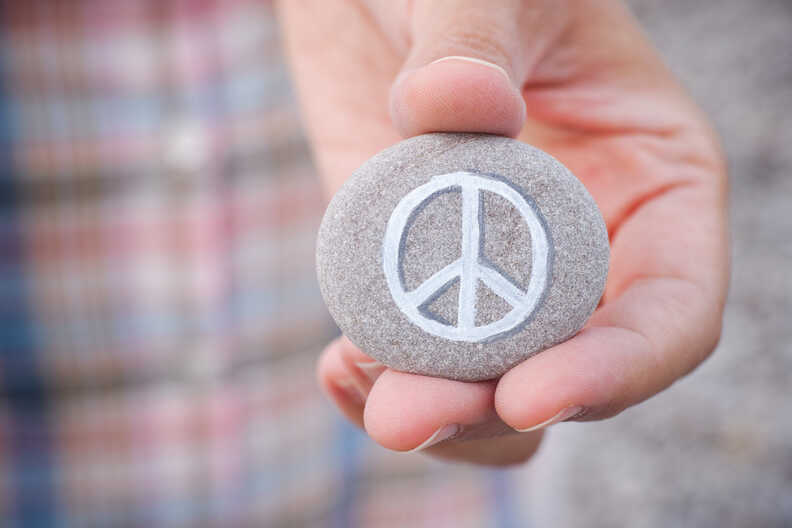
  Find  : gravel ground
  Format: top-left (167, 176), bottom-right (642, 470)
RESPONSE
top-left (521, 1), bottom-right (792, 526)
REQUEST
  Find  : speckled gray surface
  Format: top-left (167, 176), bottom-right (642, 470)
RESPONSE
top-left (316, 134), bottom-right (608, 381)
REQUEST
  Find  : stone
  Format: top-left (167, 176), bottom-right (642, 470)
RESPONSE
top-left (316, 133), bottom-right (609, 381)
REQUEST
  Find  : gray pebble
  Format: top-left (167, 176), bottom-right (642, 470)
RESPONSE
top-left (316, 133), bottom-right (609, 381)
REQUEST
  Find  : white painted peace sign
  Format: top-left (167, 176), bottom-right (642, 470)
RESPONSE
top-left (383, 171), bottom-right (551, 343)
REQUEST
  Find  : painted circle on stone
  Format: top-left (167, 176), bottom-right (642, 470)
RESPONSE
top-left (382, 171), bottom-right (551, 343)
top-left (316, 133), bottom-right (610, 382)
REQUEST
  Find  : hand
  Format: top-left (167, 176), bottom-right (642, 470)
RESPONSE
top-left (278, 0), bottom-right (729, 466)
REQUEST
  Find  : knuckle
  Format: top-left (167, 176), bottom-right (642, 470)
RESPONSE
top-left (439, 23), bottom-right (514, 66)
top-left (411, 2), bottom-right (518, 67)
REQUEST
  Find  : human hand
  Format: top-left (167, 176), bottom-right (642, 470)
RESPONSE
top-left (278, 0), bottom-right (729, 465)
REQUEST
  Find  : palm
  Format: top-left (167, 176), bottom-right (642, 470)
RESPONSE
top-left (279, 0), bottom-right (728, 465)
top-left (517, 99), bottom-right (724, 303)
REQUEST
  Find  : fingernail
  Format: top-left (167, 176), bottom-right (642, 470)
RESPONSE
top-left (515, 406), bottom-right (584, 433)
top-left (430, 56), bottom-right (512, 84)
top-left (354, 360), bottom-right (387, 383)
top-left (334, 379), bottom-right (367, 406)
top-left (408, 424), bottom-right (461, 452)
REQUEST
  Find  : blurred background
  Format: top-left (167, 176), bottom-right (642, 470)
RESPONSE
top-left (0, 0), bottom-right (789, 526)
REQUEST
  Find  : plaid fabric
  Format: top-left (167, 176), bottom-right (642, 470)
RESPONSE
top-left (0, 1), bottom-right (531, 526)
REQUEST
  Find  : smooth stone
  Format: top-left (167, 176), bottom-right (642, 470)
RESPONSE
top-left (316, 133), bottom-right (609, 381)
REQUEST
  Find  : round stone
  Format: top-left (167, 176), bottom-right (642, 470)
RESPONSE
top-left (316, 133), bottom-right (609, 381)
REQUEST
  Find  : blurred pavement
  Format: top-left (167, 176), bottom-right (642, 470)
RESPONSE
top-left (521, 1), bottom-right (792, 526)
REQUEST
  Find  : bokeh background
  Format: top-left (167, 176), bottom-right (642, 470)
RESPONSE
top-left (0, 0), bottom-right (789, 526)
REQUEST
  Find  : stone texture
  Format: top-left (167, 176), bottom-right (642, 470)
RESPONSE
top-left (316, 133), bottom-right (609, 381)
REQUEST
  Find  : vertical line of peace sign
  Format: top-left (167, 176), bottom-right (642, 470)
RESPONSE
top-left (382, 171), bottom-right (553, 343)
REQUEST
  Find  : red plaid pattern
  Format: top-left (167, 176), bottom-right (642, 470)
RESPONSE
top-left (0, 1), bottom-right (531, 526)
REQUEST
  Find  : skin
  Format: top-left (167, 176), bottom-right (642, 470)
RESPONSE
top-left (277, 0), bottom-right (729, 466)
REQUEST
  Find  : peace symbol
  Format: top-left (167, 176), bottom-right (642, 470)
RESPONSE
top-left (382, 171), bottom-right (551, 343)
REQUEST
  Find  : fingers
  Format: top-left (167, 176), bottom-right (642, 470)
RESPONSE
top-left (496, 183), bottom-right (729, 429)
top-left (496, 279), bottom-right (720, 429)
top-left (363, 369), bottom-right (498, 451)
top-left (364, 369), bottom-right (546, 465)
top-left (387, 0), bottom-right (566, 138)
top-left (319, 336), bottom-right (544, 464)
top-left (390, 55), bottom-right (526, 138)
top-left (317, 336), bottom-right (387, 428)
top-left (361, 369), bottom-right (544, 465)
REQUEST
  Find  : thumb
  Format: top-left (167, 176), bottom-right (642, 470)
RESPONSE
top-left (389, 0), bottom-right (557, 138)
